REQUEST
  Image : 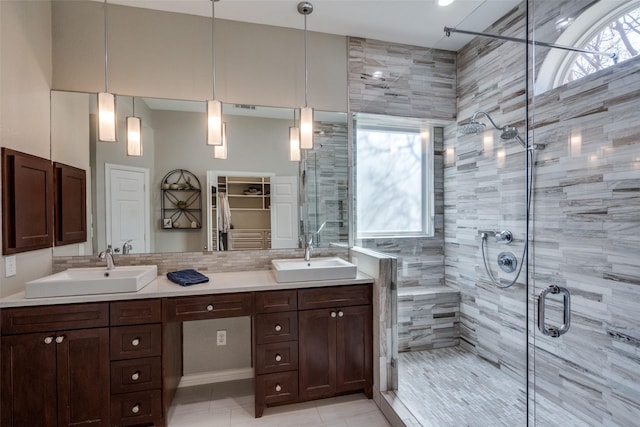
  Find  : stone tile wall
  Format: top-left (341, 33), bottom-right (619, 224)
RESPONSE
top-left (348, 38), bottom-right (458, 352)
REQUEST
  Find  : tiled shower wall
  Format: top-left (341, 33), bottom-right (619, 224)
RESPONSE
top-left (303, 119), bottom-right (349, 245)
top-left (348, 38), bottom-right (458, 352)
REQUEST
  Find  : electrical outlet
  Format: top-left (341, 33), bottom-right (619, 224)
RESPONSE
top-left (5, 255), bottom-right (17, 277)
top-left (216, 330), bottom-right (227, 346)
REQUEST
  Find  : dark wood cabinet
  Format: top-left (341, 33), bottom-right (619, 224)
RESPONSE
top-left (298, 286), bottom-right (372, 401)
top-left (1, 283), bottom-right (373, 424)
top-left (1, 328), bottom-right (110, 427)
top-left (2, 148), bottom-right (54, 254)
top-left (54, 162), bottom-right (86, 246)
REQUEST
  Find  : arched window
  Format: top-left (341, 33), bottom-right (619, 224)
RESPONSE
top-left (562, 5), bottom-right (640, 84)
top-left (535, 1), bottom-right (640, 93)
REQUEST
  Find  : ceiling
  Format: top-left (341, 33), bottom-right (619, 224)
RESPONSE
top-left (97, 0), bottom-right (521, 50)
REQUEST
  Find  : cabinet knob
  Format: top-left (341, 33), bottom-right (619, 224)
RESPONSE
top-left (44, 336), bottom-right (54, 344)
top-left (55, 335), bottom-right (65, 344)
top-left (132, 338), bottom-right (140, 347)
top-left (131, 371), bottom-right (140, 381)
top-left (207, 304), bottom-right (214, 312)
top-left (331, 311), bottom-right (337, 318)
top-left (274, 324), bottom-right (282, 332)
top-left (275, 384), bottom-right (282, 392)
top-left (275, 354), bottom-right (282, 362)
top-left (338, 311), bottom-right (344, 317)
top-left (131, 404), bottom-right (140, 414)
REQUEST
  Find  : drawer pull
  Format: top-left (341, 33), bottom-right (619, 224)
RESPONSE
top-left (331, 311), bottom-right (337, 318)
top-left (274, 324), bottom-right (282, 332)
top-left (131, 338), bottom-right (140, 347)
top-left (206, 304), bottom-right (214, 312)
top-left (131, 404), bottom-right (140, 414)
top-left (131, 371), bottom-right (140, 381)
top-left (55, 335), bottom-right (65, 344)
top-left (275, 384), bottom-right (282, 392)
top-left (44, 336), bottom-right (54, 344)
top-left (275, 354), bottom-right (282, 362)
top-left (338, 311), bottom-right (344, 317)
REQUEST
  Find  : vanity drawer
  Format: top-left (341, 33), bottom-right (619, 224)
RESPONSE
top-left (255, 341), bottom-right (298, 375)
top-left (111, 357), bottom-right (162, 394)
top-left (298, 284), bottom-right (372, 310)
top-left (111, 299), bottom-right (161, 326)
top-left (255, 289), bottom-right (297, 313)
top-left (110, 324), bottom-right (162, 360)
top-left (110, 389), bottom-right (162, 426)
top-left (230, 239), bottom-right (265, 250)
top-left (1, 302), bottom-right (109, 335)
top-left (255, 311), bottom-right (298, 344)
top-left (231, 230), bottom-right (264, 239)
top-left (164, 292), bottom-right (252, 322)
top-left (255, 371), bottom-right (298, 405)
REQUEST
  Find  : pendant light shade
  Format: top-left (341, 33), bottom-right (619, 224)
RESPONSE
top-left (214, 122), bottom-right (227, 159)
top-left (98, 92), bottom-right (117, 142)
top-left (207, 99), bottom-right (223, 146)
top-left (289, 127), bottom-right (301, 161)
top-left (298, 2), bottom-right (314, 150)
top-left (126, 96), bottom-right (142, 156)
top-left (299, 106), bottom-right (313, 149)
top-left (98, 0), bottom-right (116, 142)
top-left (126, 116), bottom-right (142, 156)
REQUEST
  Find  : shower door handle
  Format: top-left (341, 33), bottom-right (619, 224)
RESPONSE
top-left (537, 285), bottom-right (571, 337)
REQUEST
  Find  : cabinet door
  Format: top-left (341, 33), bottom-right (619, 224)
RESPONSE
top-left (57, 328), bottom-right (110, 427)
top-left (336, 305), bottom-right (372, 394)
top-left (298, 309), bottom-right (336, 399)
top-left (1, 333), bottom-right (58, 427)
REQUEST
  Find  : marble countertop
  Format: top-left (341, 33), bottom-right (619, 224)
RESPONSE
top-left (0, 269), bottom-right (374, 308)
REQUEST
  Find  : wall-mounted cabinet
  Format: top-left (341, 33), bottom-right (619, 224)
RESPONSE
top-left (54, 162), bottom-right (87, 246)
top-left (160, 169), bottom-right (202, 230)
top-left (2, 148), bottom-right (54, 254)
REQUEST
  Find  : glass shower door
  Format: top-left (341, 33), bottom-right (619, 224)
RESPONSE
top-left (530, 0), bottom-right (640, 425)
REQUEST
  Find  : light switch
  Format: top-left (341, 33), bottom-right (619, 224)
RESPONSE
top-left (5, 255), bottom-right (17, 277)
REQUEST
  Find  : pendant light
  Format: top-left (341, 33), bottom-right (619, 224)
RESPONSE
top-left (98, 0), bottom-right (116, 142)
top-left (214, 122), bottom-right (227, 159)
top-left (298, 2), bottom-right (314, 149)
top-left (126, 97), bottom-right (142, 156)
top-left (289, 110), bottom-right (301, 162)
top-left (207, 0), bottom-right (223, 146)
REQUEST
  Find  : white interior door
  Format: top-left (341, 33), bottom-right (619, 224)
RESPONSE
top-left (271, 176), bottom-right (299, 248)
top-left (105, 164), bottom-right (150, 253)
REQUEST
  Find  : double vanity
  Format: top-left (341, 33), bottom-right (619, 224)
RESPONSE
top-left (0, 259), bottom-right (373, 427)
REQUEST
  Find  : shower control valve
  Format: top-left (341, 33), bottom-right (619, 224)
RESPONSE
top-left (495, 230), bottom-right (513, 244)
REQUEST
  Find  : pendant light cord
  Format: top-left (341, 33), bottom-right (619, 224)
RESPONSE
top-left (104, 0), bottom-right (109, 93)
top-left (304, 12), bottom-right (308, 108)
top-left (211, 0), bottom-right (216, 100)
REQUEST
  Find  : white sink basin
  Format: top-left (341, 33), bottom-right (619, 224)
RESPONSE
top-left (271, 257), bottom-right (357, 283)
top-left (25, 265), bottom-right (158, 298)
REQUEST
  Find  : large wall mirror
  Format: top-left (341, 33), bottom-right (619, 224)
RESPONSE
top-left (50, 90), bottom-right (349, 256)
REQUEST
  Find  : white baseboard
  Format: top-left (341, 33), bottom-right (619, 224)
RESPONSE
top-left (178, 367), bottom-right (254, 388)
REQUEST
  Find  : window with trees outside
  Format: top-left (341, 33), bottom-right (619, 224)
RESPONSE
top-left (562, 5), bottom-right (640, 84)
top-left (355, 113), bottom-right (434, 239)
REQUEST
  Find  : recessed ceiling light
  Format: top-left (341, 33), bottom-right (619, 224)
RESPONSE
top-left (438, 0), bottom-right (455, 6)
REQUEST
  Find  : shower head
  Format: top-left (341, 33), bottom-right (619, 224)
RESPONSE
top-left (500, 126), bottom-right (519, 140)
top-left (458, 120), bottom-right (486, 135)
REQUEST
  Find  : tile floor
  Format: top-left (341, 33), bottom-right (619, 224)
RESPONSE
top-left (167, 379), bottom-right (391, 427)
top-left (395, 347), bottom-right (526, 427)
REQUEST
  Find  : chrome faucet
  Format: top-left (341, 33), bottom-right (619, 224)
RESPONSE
top-left (304, 236), bottom-right (313, 261)
top-left (98, 245), bottom-right (116, 270)
top-left (122, 240), bottom-right (133, 255)
top-left (303, 222), bottom-right (326, 261)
